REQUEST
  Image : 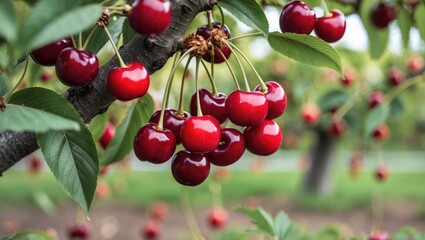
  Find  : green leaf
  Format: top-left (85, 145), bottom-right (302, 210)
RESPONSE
top-left (397, 7), bottom-right (412, 50)
top-left (1, 230), bottom-right (53, 240)
top-left (364, 103), bottom-right (390, 137)
top-left (0, 76), bottom-right (9, 96)
top-left (390, 97), bottom-right (404, 116)
top-left (218, 0), bottom-right (269, 36)
top-left (237, 207), bottom-right (275, 236)
top-left (122, 19), bottom-right (135, 45)
top-left (0, 0), bottom-right (17, 42)
top-left (14, 0), bottom-right (102, 57)
top-left (101, 94), bottom-right (154, 166)
top-left (317, 89), bottom-right (350, 112)
top-left (416, 3), bottom-right (425, 44)
top-left (89, 113), bottom-right (109, 142)
top-left (0, 105), bottom-right (80, 133)
top-left (268, 32), bottom-right (342, 73)
top-left (84, 16), bottom-right (125, 54)
top-left (274, 212), bottom-right (294, 240)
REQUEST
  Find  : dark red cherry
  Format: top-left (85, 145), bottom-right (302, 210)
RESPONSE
top-left (40, 71), bottom-right (54, 82)
top-left (371, 2), bottom-right (396, 29)
top-left (149, 109), bottom-right (190, 144)
top-left (190, 89), bottom-right (227, 124)
top-left (141, 220), bottom-right (160, 239)
top-left (208, 208), bottom-right (228, 229)
top-left (368, 91), bottom-right (385, 108)
top-left (27, 156), bottom-right (43, 174)
top-left (254, 81), bottom-right (287, 119)
top-left (107, 62), bottom-right (150, 101)
top-left (171, 150), bottom-right (210, 186)
top-left (196, 22), bottom-right (231, 63)
top-left (341, 68), bottom-right (356, 86)
top-left (315, 10), bottom-right (346, 43)
top-left (225, 90), bottom-right (268, 127)
top-left (180, 116), bottom-right (221, 153)
top-left (134, 123), bottom-right (176, 164)
top-left (329, 119), bottom-right (347, 137)
top-left (30, 38), bottom-right (73, 66)
top-left (279, 1), bottom-right (316, 34)
top-left (128, 0), bottom-right (172, 36)
top-left (207, 128), bottom-right (245, 166)
top-left (99, 122), bottom-right (116, 149)
top-left (68, 223), bottom-right (90, 239)
top-left (373, 123), bottom-right (390, 140)
top-left (369, 231), bottom-right (389, 240)
top-left (301, 103), bottom-right (321, 126)
top-left (388, 67), bottom-right (404, 86)
top-left (55, 47), bottom-right (99, 87)
top-left (243, 120), bottom-right (282, 156)
top-left (375, 165), bottom-right (389, 182)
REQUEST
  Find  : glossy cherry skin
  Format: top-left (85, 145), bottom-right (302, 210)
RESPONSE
top-left (134, 123), bottom-right (176, 164)
top-left (371, 2), bottom-right (396, 29)
top-left (388, 67), bottom-right (404, 86)
top-left (208, 208), bottom-right (228, 229)
top-left (171, 150), bottom-right (210, 186)
top-left (149, 109), bottom-right (190, 144)
top-left (368, 91), bottom-right (385, 108)
top-left (99, 122), bottom-right (116, 149)
top-left (108, 62), bottom-right (150, 101)
top-left (373, 123), bottom-right (390, 140)
top-left (254, 81), bottom-right (287, 119)
top-left (375, 165), bottom-right (389, 182)
top-left (369, 231), bottom-right (389, 240)
top-left (315, 10), bottom-right (346, 43)
top-left (128, 0), bottom-right (172, 36)
top-left (196, 22), bottom-right (232, 63)
top-left (243, 120), bottom-right (282, 156)
top-left (301, 103), bottom-right (321, 126)
top-left (142, 220), bottom-right (160, 239)
top-left (225, 90), bottom-right (268, 127)
top-left (30, 38), bottom-right (73, 66)
top-left (329, 119), bottom-right (347, 137)
top-left (180, 116), bottom-right (221, 153)
top-left (68, 223), bottom-right (90, 239)
top-left (190, 89), bottom-right (227, 124)
top-left (207, 128), bottom-right (245, 166)
top-left (279, 1), bottom-right (316, 34)
top-left (55, 47), bottom-right (99, 87)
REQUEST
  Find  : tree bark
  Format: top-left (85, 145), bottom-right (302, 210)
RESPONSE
top-left (302, 128), bottom-right (336, 195)
top-left (0, 0), bottom-right (214, 174)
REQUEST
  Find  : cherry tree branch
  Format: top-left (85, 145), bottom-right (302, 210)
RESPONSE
top-left (0, 0), bottom-right (214, 175)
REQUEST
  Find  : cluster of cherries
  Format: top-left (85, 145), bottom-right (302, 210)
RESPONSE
top-left (279, 0), bottom-right (346, 43)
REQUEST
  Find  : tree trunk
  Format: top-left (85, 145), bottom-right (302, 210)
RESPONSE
top-left (302, 128), bottom-right (336, 195)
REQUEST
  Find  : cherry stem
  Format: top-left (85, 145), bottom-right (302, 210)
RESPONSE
top-left (177, 56), bottom-right (193, 115)
top-left (200, 60), bottom-right (217, 94)
top-left (216, 47), bottom-right (240, 90)
top-left (210, 49), bottom-right (215, 84)
top-left (195, 58), bottom-right (203, 117)
top-left (78, 31), bottom-right (83, 50)
top-left (386, 75), bottom-right (425, 102)
top-left (217, 5), bottom-right (225, 29)
top-left (4, 57), bottom-right (29, 102)
top-left (206, 10), bottom-right (213, 29)
top-left (225, 40), bottom-right (268, 92)
top-left (222, 40), bottom-right (250, 92)
top-left (228, 32), bottom-right (262, 41)
top-left (103, 24), bottom-right (127, 68)
top-left (83, 26), bottom-right (98, 50)
top-left (180, 187), bottom-right (204, 240)
top-left (321, 0), bottom-right (331, 17)
top-left (209, 180), bottom-right (223, 209)
top-left (70, 36), bottom-right (77, 48)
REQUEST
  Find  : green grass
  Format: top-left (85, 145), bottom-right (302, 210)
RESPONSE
top-left (1, 170), bottom-right (425, 211)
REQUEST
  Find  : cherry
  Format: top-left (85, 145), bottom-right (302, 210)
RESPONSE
top-left (108, 62), bottom-right (150, 101)
top-left (134, 123), bottom-right (176, 164)
top-left (314, 10), bottom-right (346, 43)
top-left (373, 123), bottom-right (390, 140)
top-left (180, 116), bottom-right (221, 153)
top-left (27, 156), bottom-right (43, 174)
top-left (68, 223), bottom-right (90, 239)
top-left (349, 153), bottom-right (363, 178)
top-left (375, 165), bottom-right (389, 182)
top-left (368, 91), bottom-right (385, 108)
top-left (341, 68), bottom-right (356, 86)
top-left (388, 67), bottom-right (404, 86)
top-left (95, 181), bottom-right (110, 199)
top-left (196, 22), bottom-right (231, 63)
top-left (55, 47), bottom-right (99, 87)
top-left (99, 122), bottom-right (116, 149)
top-left (369, 231), bottom-right (389, 240)
top-left (254, 81), bottom-right (287, 119)
top-left (208, 208), bottom-right (228, 229)
top-left (99, 166), bottom-right (109, 176)
top-left (301, 103), bottom-right (321, 126)
top-left (279, 1), bottom-right (316, 34)
top-left (40, 71), bottom-right (54, 82)
top-left (149, 108), bottom-right (190, 144)
top-left (408, 56), bottom-right (424, 73)
top-left (171, 150), bottom-right (210, 186)
top-left (150, 201), bottom-right (168, 221)
top-left (128, 0), bottom-right (172, 36)
top-left (329, 119), bottom-right (347, 137)
top-left (225, 90), bottom-right (268, 127)
top-left (207, 128), bottom-right (245, 166)
top-left (190, 89), bottom-right (227, 124)
top-left (370, 2), bottom-right (396, 29)
top-left (30, 38), bottom-right (73, 66)
top-left (141, 220), bottom-right (160, 239)
top-left (243, 120), bottom-right (282, 156)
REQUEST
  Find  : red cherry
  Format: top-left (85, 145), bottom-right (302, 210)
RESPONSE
top-left (55, 47), bottom-right (99, 87)
top-left (254, 81), bottom-right (287, 119)
top-left (388, 67), bottom-right (404, 86)
top-left (341, 68), bottom-right (356, 86)
top-left (99, 122), bottom-right (116, 149)
top-left (99, 166), bottom-right (109, 176)
top-left (107, 62), bottom-right (150, 101)
top-left (196, 22), bottom-right (231, 63)
top-left (128, 0), bottom-right (172, 36)
top-left (134, 123), bottom-right (176, 164)
top-left (180, 116), bottom-right (221, 153)
top-left (149, 109), bottom-right (190, 144)
top-left (208, 208), bottom-right (228, 229)
top-left (368, 91), bottom-right (385, 108)
top-left (369, 231), bottom-right (389, 240)
top-left (28, 156), bottom-right (43, 174)
top-left (190, 89), bottom-right (227, 124)
top-left (375, 165), bottom-right (389, 182)
top-left (68, 223), bottom-right (90, 239)
top-left (279, 0), bottom-right (316, 34)
top-left (150, 201), bottom-right (168, 221)
top-left (243, 120), bottom-right (282, 156)
top-left (171, 150), bottom-right (210, 186)
top-left (408, 56), bottom-right (424, 73)
top-left (329, 119), bottom-right (347, 137)
top-left (141, 220), bottom-right (160, 239)
top-left (40, 71), bottom-right (54, 82)
top-left (371, 2), bottom-right (396, 29)
top-left (207, 128), bottom-right (245, 166)
top-left (30, 38), bottom-right (73, 66)
top-left (301, 103), bottom-right (321, 126)
top-left (95, 181), bottom-right (110, 199)
top-left (349, 153), bottom-right (363, 178)
top-left (373, 123), bottom-right (390, 140)
top-left (314, 10), bottom-right (346, 43)
top-left (225, 90), bottom-right (268, 127)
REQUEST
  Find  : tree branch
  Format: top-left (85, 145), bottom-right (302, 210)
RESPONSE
top-left (0, 0), bottom-right (214, 174)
